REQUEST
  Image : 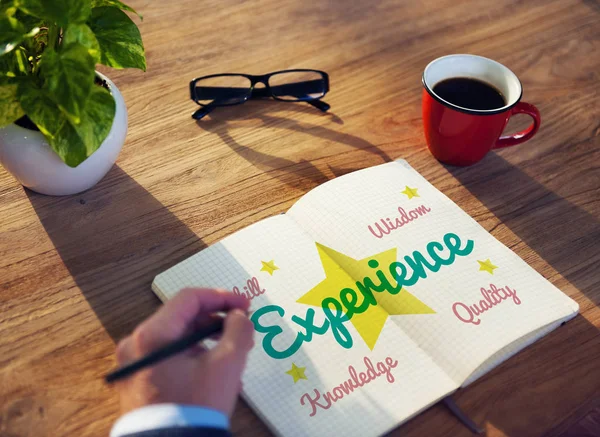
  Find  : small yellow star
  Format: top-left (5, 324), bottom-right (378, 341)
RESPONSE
top-left (260, 260), bottom-right (279, 276)
top-left (401, 186), bottom-right (419, 199)
top-left (478, 259), bottom-right (498, 274)
top-left (285, 363), bottom-right (307, 383)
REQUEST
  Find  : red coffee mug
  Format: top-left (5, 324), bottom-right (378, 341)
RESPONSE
top-left (422, 54), bottom-right (541, 166)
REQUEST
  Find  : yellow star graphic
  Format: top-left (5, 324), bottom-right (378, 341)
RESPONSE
top-left (285, 363), bottom-right (307, 383)
top-left (478, 259), bottom-right (498, 274)
top-left (401, 185), bottom-right (419, 199)
top-left (297, 243), bottom-right (435, 350)
top-left (260, 260), bottom-right (279, 276)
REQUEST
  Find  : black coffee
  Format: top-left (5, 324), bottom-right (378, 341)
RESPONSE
top-left (432, 77), bottom-right (506, 110)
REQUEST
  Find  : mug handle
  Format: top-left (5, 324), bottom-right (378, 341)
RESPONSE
top-left (493, 102), bottom-right (541, 149)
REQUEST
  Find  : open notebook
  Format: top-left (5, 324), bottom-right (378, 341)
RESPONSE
top-left (152, 160), bottom-right (579, 437)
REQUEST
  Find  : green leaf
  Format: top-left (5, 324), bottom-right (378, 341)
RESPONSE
top-left (88, 7), bottom-right (146, 71)
top-left (63, 23), bottom-right (100, 63)
top-left (15, 0), bottom-right (90, 26)
top-left (0, 46), bottom-right (29, 76)
top-left (69, 85), bottom-right (115, 156)
top-left (0, 1), bottom-right (17, 16)
top-left (0, 14), bottom-right (39, 56)
top-left (19, 81), bottom-right (116, 167)
top-left (40, 44), bottom-right (95, 123)
top-left (18, 80), bottom-right (66, 138)
top-left (0, 83), bottom-right (24, 126)
top-left (13, 8), bottom-right (45, 49)
top-left (91, 0), bottom-right (142, 20)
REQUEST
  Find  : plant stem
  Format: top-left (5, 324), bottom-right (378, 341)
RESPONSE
top-left (48, 24), bottom-right (60, 50)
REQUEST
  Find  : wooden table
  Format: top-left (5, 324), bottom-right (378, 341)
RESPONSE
top-left (1, 0), bottom-right (599, 435)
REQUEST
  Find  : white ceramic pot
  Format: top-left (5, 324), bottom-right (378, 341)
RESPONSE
top-left (0, 72), bottom-right (127, 196)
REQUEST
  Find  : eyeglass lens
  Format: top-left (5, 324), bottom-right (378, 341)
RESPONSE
top-left (268, 71), bottom-right (326, 101)
top-left (194, 75), bottom-right (252, 106)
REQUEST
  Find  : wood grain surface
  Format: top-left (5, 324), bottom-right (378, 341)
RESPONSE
top-left (1, 0), bottom-right (599, 436)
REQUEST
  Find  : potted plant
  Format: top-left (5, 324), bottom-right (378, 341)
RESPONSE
top-left (0, 0), bottom-right (146, 195)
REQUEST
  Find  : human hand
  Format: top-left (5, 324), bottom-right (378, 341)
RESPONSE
top-left (114, 288), bottom-right (254, 417)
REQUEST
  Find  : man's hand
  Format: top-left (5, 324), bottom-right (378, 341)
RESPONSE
top-left (114, 288), bottom-right (254, 417)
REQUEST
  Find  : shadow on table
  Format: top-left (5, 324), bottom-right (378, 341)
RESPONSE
top-left (582, 0), bottom-right (600, 14)
top-left (195, 100), bottom-right (391, 191)
top-left (445, 152), bottom-right (600, 307)
top-left (26, 165), bottom-right (209, 342)
top-left (26, 164), bottom-right (337, 431)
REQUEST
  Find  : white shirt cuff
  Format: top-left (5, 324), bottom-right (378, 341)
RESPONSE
top-left (110, 404), bottom-right (229, 437)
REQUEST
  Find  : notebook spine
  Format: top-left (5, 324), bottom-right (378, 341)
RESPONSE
top-left (442, 396), bottom-right (483, 434)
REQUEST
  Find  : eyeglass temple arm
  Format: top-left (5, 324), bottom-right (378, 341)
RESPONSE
top-left (192, 80), bottom-right (326, 100)
top-left (253, 81), bottom-right (329, 111)
top-left (191, 99), bottom-right (327, 120)
top-left (251, 82), bottom-right (330, 112)
top-left (192, 105), bottom-right (215, 120)
top-left (307, 99), bottom-right (330, 112)
top-left (256, 80), bottom-right (327, 98)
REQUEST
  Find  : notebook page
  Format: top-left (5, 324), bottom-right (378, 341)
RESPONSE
top-left (153, 214), bottom-right (457, 436)
top-left (286, 160), bottom-right (579, 386)
top-left (461, 319), bottom-right (565, 386)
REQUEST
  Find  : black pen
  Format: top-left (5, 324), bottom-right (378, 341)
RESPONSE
top-left (105, 312), bottom-right (250, 384)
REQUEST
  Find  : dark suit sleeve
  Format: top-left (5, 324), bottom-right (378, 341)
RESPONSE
top-left (120, 426), bottom-right (231, 437)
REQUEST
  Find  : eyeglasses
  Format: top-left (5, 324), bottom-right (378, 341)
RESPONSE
top-left (189, 69), bottom-right (330, 120)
